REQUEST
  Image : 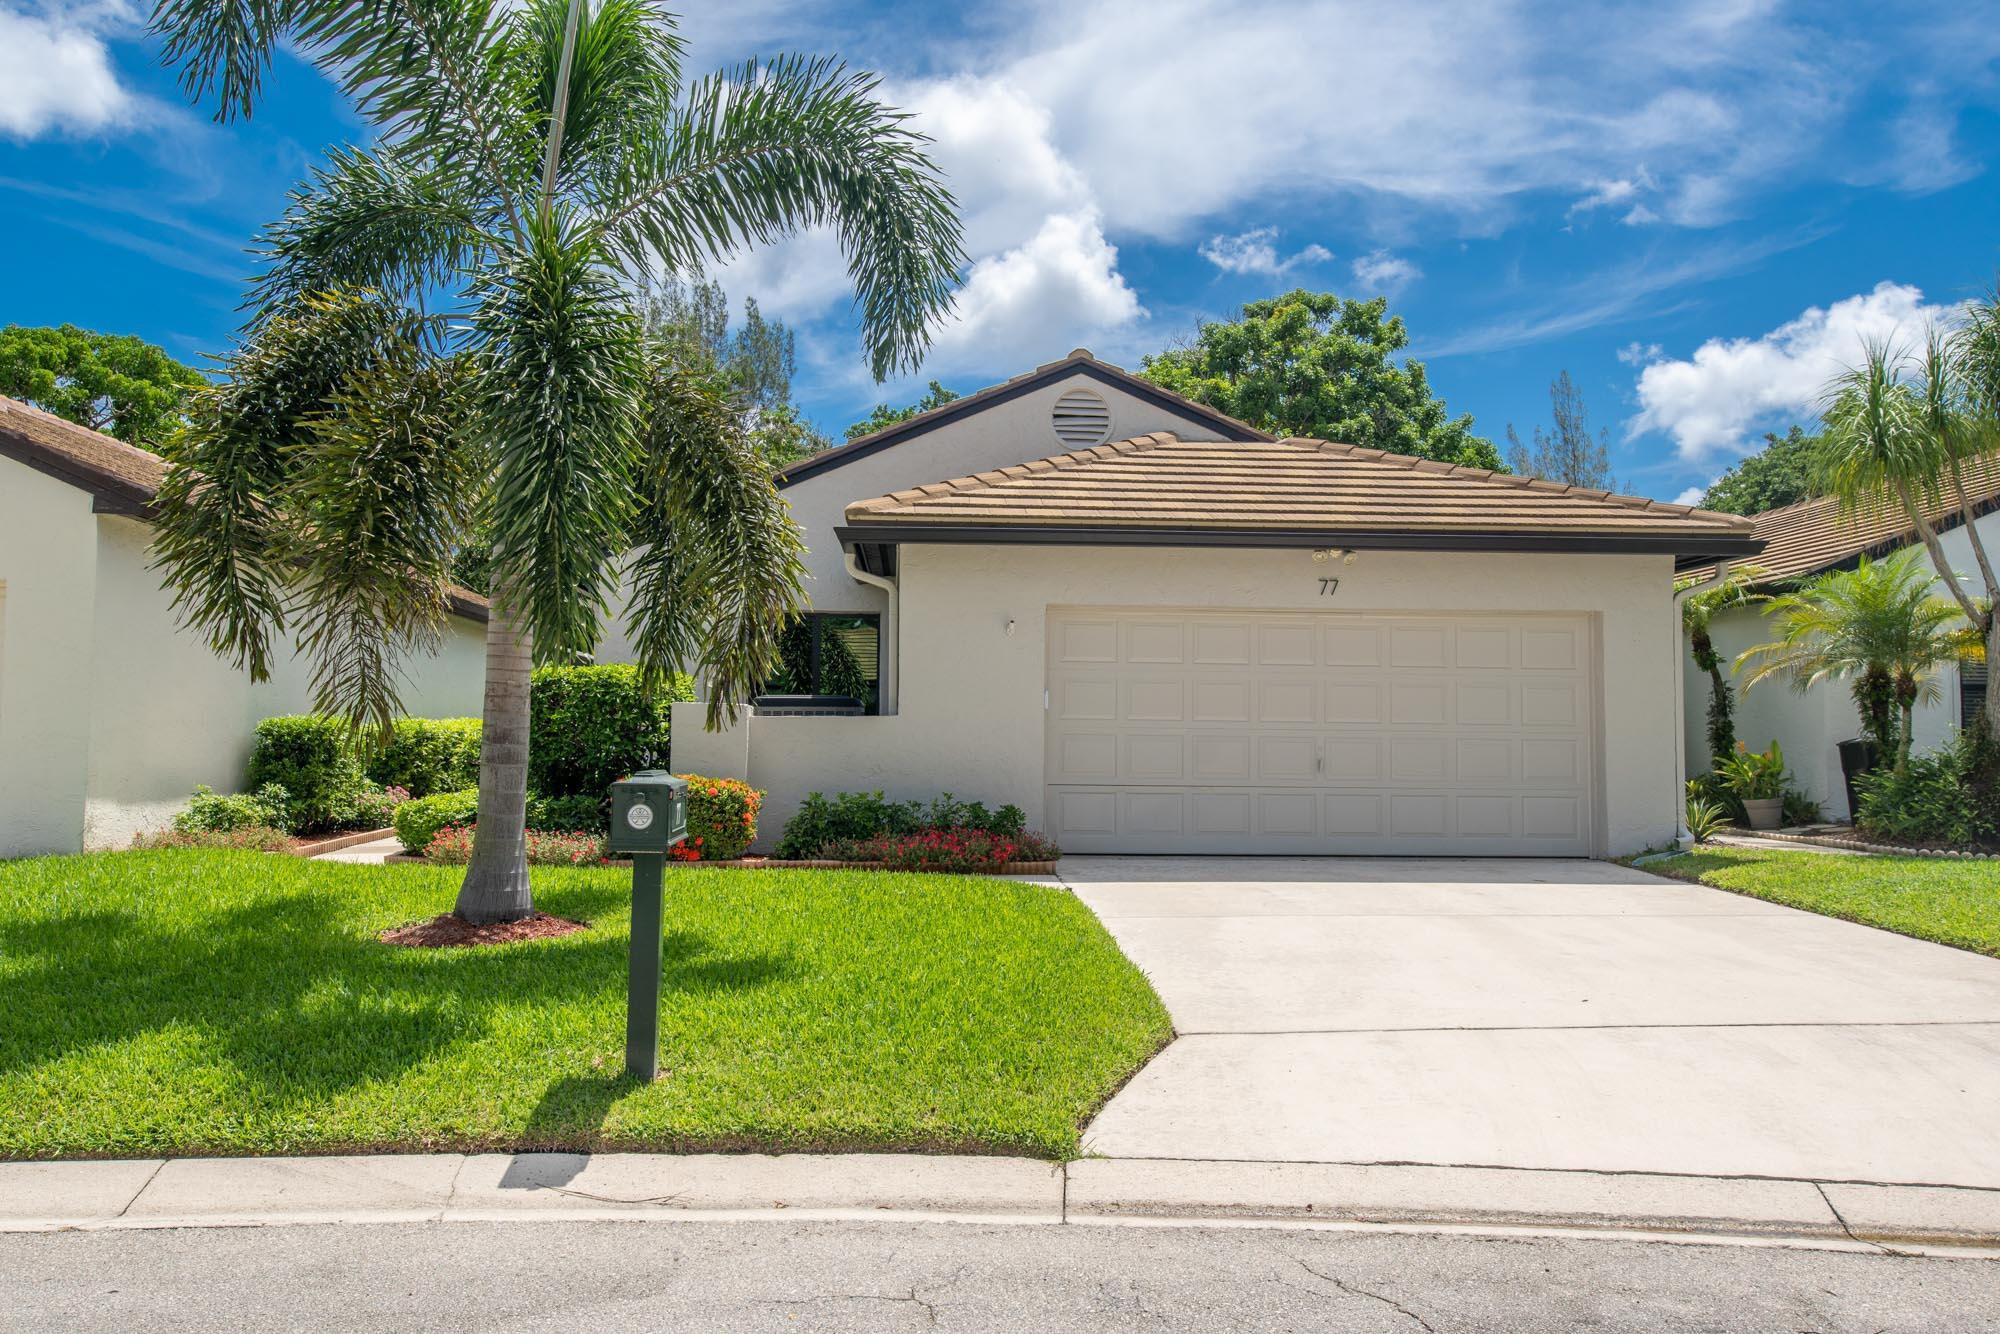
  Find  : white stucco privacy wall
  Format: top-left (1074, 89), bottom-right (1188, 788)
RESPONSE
top-left (1, 454), bottom-right (490, 857)
top-left (675, 545), bottom-right (1682, 857)
top-left (1682, 513), bottom-right (1999, 822)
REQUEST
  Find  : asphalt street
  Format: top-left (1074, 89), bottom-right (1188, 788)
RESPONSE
top-left (3, 1219), bottom-right (1995, 1331)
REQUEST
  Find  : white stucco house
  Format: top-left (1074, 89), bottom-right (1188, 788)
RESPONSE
top-left (0, 397), bottom-right (490, 857)
top-left (1682, 464), bottom-right (2000, 822)
top-left (671, 350), bottom-right (1762, 857)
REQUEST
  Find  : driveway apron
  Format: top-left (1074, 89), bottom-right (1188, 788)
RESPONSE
top-left (1068, 856), bottom-right (2000, 1188)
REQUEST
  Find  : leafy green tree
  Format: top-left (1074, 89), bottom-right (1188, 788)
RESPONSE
top-left (1139, 290), bottom-right (1499, 469)
top-left (1737, 552), bottom-right (1976, 770)
top-left (1505, 370), bottom-right (1613, 488)
top-left (642, 277), bottom-right (833, 465)
top-left (844, 378), bottom-right (959, 441)
top-left (148, 0), bottom-right (963, 923)
top-left (1700, 426), bottom-right (1820, 515)
top-left (0, 324), bottom-right (205, 452)
top-left (1677, 563), bottom-right (1769, 765)
top-left (1816, 329), bottom-right (2000, 740)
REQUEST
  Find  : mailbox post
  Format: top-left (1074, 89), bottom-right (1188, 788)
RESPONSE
top-left (606, 771), bottom-right (688, 1081)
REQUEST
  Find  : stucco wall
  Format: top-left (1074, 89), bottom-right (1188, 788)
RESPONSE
top-left (1682, 515), bottom-right (1998, 821)
top-left (0, 461), bottom-right (101, 857)
top-left (0, 453), bottom-right (491, 857)
top-left (675, 545), bottom-right (1681, 857)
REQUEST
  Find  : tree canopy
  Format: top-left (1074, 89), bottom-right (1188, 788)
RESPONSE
top-left (1505, 370), bottom-right (1614, 489)
top-left (1700, 426), bottom-right (1821, 515)
top-left (0, 324), bottom-right (205, 452)
top-left (642, 277), bottom-right (832, 465)
top-left (1138, 290), bottom-right (1499, 470)
top-left (844, 378), bottom-right (959, 441)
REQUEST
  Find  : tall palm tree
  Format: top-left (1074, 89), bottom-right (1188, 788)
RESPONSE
top-left (1737, 551), bottom-right (1977, 770)
top-left (1677, 563), bottom-right (1768, 765)
top-left (1818, 328), bottom-right (2000, 737)
top-left (147, 0), bottom-right (965, 922)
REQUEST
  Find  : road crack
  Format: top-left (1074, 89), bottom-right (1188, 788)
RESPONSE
top-left (1290, 1254), bottom-right (1436, 1332)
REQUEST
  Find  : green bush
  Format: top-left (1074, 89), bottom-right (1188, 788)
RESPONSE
top-left (776, 790), bottom-right (923, 859)
top-left (675, 776), bottom-right (762, 861)
top-left (174, 784), bottom-right (294, 835)
top-left (133, 826), bottom-right (292, 853)
top-left (366, 718), bottom-right (481, 798)
top-left (1856, 743), bottom-right (1982, 847)
top-left (528, 665), bottom-right (692, 798)
top-left (526, 793), bottom-right (606, 833)
top-left (775, 790), bottom-right (1026, 858)
top-left (247, 716), bottom-right (366, 832)
top-left (393, 788), bottom-right (481, 855)
top-left (353, 782), bottom-right (410, 830)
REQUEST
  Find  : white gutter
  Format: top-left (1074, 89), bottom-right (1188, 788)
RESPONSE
top-left (1670, 560), bottom-right (1732, 847)
top-left (844, 551), bottom-right (899, 715)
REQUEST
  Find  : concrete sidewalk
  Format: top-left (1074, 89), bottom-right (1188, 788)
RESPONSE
top-left (6, 1152), bottom-right (2000, 1251)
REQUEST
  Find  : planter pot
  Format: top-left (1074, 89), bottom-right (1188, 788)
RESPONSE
top-left (1741, 796), bottom-right (1783, 831)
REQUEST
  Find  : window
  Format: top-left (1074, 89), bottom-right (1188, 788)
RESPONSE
top-left (765, 613), bottom-right (881, 712)
top-left (1962, 660), bottom-right (1989, 729)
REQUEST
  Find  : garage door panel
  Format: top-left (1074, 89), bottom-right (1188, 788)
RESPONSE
top-left (1047, 610), bottom-right (1595, 856)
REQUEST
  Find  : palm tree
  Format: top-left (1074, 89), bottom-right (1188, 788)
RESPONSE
top-left (1677, 563), bottom-right (1768, 765)
top-left (1818, 328), bottom-right (2000, 737)
top-left (146, 0), bottom-right (965, 922)
top-left (1737, 551), bottom-right (1976, 770)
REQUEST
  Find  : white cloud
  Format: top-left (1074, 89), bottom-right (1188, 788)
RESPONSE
top-left (1198, 227), bottom-right (1332, 277)
top-left (1616, 341), bottom-right (1664, 367)
top-left (0, 5), bottom-right (137, 138)
top-left (1673, 485), bottom-right (1706, 507)
top-left (923, 209), bottom-right (1144, 372)
top-left (1349, 249), bottom-right (1421, 296)
top-left (1627, 282), bottom-right (1966, 462)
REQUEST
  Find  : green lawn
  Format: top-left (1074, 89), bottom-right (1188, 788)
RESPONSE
top-left (1643, 847), bottom-right (2000, 957)
top-left (0, 851), bottom-right (1171, 1161)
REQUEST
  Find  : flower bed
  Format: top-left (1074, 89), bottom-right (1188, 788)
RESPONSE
top-left (424, 825), bottom-right (609, 866)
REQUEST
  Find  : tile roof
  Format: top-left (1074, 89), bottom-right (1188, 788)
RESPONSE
top-left (1682, 452), bottom-right (2000, 586)
top-left (845, 432), bottom-right (1758, 548)
top-left (776, 349), bottom-right (1271, 488)
top-left (0, 395), bottom-right (490, 622)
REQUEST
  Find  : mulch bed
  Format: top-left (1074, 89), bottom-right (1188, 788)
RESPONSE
top-left (378, 912), bottom-right (590, 949)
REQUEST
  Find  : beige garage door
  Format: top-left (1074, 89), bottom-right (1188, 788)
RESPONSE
top-left (1045, 609), bottom-right (1598, 856)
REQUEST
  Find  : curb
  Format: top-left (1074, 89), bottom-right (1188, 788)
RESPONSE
top-left (1726, 827), bottom-right (2000, 861)
top-left (292, 827), bottom-right (396, 857)
top-left (6, 1154), bottom-right (1998, 1254)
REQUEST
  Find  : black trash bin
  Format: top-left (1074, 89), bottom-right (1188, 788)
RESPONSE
top-left (1836, 738), bottom-right (1880, 822)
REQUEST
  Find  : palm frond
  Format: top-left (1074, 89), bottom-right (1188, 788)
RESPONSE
top-left (152, 288), bottom-right (434, 680)
top-left (601, 55), bottom-right (965, 380)
top-left (474, 211), bottom-right (643, 663)
top-left (1815, 339), bottom-right (1944, 513)
top-left (622, 352), bottom-right (808, 727)
top-left (509, 0), bottom-right (684, 194)
top-left (149, 0), bottom-right (299, 121)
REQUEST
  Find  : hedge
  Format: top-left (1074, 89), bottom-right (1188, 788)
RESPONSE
top-left (365, 718), bottom-right (482, 798)
top-left (246, 716), bottom-right (365, 832)
top-left (675, 776), bottom-right (761, 861)
top-left (529, 664), bottom-right (692, 798)
top-left (393, 789), bottom-right (480, 855)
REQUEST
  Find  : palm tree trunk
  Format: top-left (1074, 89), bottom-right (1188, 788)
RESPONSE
top-left (1947, 458), bottom-right (2000, 603)
top-left (1986, 616), bottom-right (2000, 739)
top-left (455, 585), bottom-right (534, 924)
top-left (1895, 479), bottom-right (1984, 623)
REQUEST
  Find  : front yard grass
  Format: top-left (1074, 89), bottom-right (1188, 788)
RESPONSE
top-left (0, 851), bottom-right (1171, 1161)
top-left (1643, 847), bottom-right (2000, 957)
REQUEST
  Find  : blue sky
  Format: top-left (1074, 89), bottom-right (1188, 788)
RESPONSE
top-left (4, 0), bottom-right (1999, 503)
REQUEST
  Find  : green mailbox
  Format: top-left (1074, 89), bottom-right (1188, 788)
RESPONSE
top-left (607, 771), bottom-right (687, 855)
top-left (607, 770), bottom-right (687, 1082)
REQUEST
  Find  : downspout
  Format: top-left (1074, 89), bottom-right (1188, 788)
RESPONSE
top-left (844, 550), bottom-right (898, 715)
top-left (1671, 560), bottom-right (1732, 847)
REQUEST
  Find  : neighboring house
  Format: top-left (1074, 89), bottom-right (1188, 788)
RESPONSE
top-left (0, 397), bottom-right (490, 856)
top-left (1681, 461), bottom-right (2000, 822)
top-left (670, 350), bottom-right (1759, 856)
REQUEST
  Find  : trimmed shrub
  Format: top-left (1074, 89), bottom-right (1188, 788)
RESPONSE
top-left (528, 664), bottom-right (692, 799)
top-left (174, 783), bottom-right (293, 835)
top-left (1856, 744), bottom-right (1982, 847)
top-left (776, 790), bottom-right (923, 858)
top-left (526, 793), bottom-right (606, 833)
top-left (425, 825), bottom-right (606, 866)
top-left (677, 775), bottom-right (762, 861)
top-left (366, 718), bottom-right (481, 798)
top-left (819, 828), bottom-right (1020, 873)
top-left (134, 826), bottom-right (292, 853)
top-left (352, 783), bottom-right (410, 830)
top-left (920, 794), bottom-right (1026, 839)
top-left (247, 716), bottom-right (365, 832)
top-left (394, 788), bottom-right (481, 855)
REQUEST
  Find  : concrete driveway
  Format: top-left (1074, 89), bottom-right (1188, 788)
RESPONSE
top-left (1069, 856), bottom-right (2000, 1189)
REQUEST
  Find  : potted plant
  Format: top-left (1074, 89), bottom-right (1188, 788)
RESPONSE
top-left (1717, 741), bottom-right (1789, 830)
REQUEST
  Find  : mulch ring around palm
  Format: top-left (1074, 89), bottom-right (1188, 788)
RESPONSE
top-left (379, 912), bottom-right (589, 949)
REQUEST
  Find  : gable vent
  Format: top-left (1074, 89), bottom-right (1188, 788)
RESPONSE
top-left (1051, 388), bottom-right (1112, 447)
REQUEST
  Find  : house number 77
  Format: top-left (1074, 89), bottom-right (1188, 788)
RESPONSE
top-left (1318, 577), bottom-right (1340, 597)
